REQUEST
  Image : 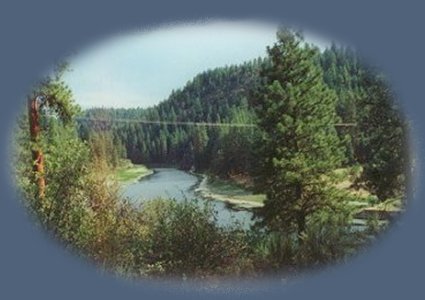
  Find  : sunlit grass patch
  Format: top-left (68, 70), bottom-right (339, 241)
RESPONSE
top-left (115, 164), bottom-right (153, 182)
top-left (205, 177), bottom-right (266, 205)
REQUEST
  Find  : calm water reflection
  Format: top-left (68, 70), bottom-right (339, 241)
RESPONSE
top-left (121, 168), bottom-right (254, 228)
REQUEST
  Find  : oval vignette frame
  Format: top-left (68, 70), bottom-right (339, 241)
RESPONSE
top-left (0, 2), bottom-right (420, 300)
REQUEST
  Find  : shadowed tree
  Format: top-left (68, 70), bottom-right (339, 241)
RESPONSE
top-left (355, 69), bottom-right (409, 201)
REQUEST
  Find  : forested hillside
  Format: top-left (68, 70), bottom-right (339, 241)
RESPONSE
top-left (78, 59), bottom-right (265, 176)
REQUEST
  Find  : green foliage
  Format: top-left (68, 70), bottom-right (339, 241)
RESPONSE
top-left (355, 71), bottom-right (409, 201)
top-left (41, 127), bottom-right (90, 230)
top-left (251, 231), bottom-right (296, 271)
top-left (320, 45), bottom-right (409, 201)
top-left (15, 114), bottom-right (256, 278)
top-left (78, 60), bottom-right (263, 177)
top-left (210, 108), bottom-right (259, 177)
top-left (15, 62), bottom-right (90, 237)
top-left (31, 62), bottom-right (80, 124)
top-left (12, 30), bottom-right (409, 280)
top-left (135, 199), bottom-right (254, 278)
top-left (249, 192), bottom-right (365, 272)
top-left (294, 197), bottom-right (362, 267)
top-left (87, 131), bottom-right (126, 169)
top-left (252, 29), bottom-right (346, 238)
top-left (77, 37), bottom-right (409, 206)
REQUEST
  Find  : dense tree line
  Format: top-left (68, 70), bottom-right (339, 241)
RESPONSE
top-left (78, 60), bottom-right (264, 177)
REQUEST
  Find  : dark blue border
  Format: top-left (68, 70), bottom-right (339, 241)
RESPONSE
top-left (1, 1), bottom-right (424, 299)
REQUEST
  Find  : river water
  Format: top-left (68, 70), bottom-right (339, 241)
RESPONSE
top-left (120, 168), bottom-right (254, 228)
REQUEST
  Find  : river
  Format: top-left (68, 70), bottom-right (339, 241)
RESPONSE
top-left (120, 168), bottom-right (254, 228)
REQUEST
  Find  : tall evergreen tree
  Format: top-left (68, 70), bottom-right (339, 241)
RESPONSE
top-left (252, 29), bottom-right (345, 240)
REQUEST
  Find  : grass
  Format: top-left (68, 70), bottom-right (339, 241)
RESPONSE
top-left (204, 166), bottom-right (366, 207)
top-left (115, 164), bottom-right (153, 182)
top-left (333, 167), bottom-right (371, 200)
top-left (201, 166), bottom-right (366, 208)
top-left (333, 167), bottom-right (403, 218)
top-left (205, 177), bottom-right (266, 205)
top-left (234, 194), bottom-right (266, 204)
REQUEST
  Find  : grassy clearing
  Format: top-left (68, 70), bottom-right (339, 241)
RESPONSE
top-left (204, 167), bottom-right (366, 208)
top-left (333, 167), bottom-right (372, 200)
top-left (115, 164), bottom-right (153, 182)
top-left (200, 167), bottom-right (369, 210)
top-left (199, 176), bottom-right (266, 208)
top-left (333, 167), bottom-right (403, 219)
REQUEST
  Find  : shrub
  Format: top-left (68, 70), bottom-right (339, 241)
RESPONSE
top-left (136, 198), bottom-right (254, 278)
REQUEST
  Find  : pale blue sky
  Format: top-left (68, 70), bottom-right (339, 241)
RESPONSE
top-left (64, 20), bottom-right (330, 109)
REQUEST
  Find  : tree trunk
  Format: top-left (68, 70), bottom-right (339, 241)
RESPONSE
top-left (295, 183), bottom-right (306, 244)
top-left (296, 212), bottom-right (306, 244)
top-left (28, 96), bottom-right (45, 199)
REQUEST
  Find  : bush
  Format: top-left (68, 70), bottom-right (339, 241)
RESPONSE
top-left (295, 207), bottom-right (363, 268)
top-left (135, 198), bottom-right (254, 278)
top-left (250, 230), bottom-right (296, 273)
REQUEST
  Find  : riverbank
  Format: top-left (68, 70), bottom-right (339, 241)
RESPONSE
top-left (115, 163), bottom-right (154, 183)
top-left (195, 175), bottom-right (265, 210)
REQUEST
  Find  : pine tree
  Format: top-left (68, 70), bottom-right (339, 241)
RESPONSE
top-left (252, 29), bottom-right (345, 240)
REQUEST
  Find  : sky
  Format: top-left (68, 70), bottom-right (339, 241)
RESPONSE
top-left (63, 20), bottom-right (331, 109)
